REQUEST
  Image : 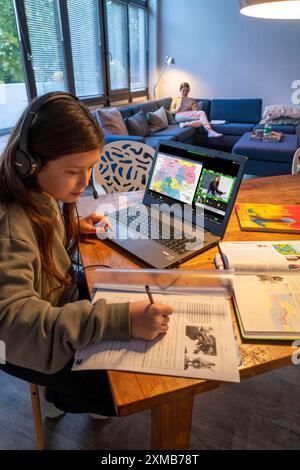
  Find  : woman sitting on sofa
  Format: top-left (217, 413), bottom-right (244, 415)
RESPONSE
top-left (170, 82), bottom-right (222, 138)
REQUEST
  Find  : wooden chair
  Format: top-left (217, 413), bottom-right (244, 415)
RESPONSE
top-left (93, 140), bottom-right (155, 193)
top-left (29, 383), bottom-right (45, 450)
top-left (292, 147), bottom-right (300, 174)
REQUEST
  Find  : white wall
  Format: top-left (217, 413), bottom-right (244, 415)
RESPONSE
top-left (153, 0), bottom-right (300, 108)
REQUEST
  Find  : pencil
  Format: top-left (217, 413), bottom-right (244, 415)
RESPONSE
top-left (145, 285), bottom-right (154, 304)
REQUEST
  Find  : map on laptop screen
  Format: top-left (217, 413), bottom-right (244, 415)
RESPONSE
top-left (149, 154), bottom-right (203, 205)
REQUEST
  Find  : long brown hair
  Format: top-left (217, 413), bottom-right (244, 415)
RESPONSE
top-left (0, 95), bottom-right (104, 288)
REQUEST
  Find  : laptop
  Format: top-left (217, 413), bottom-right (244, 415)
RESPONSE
top-left (107, 140), bottom-right (247, 268)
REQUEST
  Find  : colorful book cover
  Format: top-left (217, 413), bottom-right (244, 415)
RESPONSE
top-left (235, 203), bottom-right (300, 233)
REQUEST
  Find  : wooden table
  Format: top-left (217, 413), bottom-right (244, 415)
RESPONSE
top-left (78, 174), bottom-right (300, 450)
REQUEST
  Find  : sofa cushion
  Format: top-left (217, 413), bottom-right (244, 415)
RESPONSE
top-left (124, 111), bottom-right (149, 137)
top-left (134, 101), bottom-right (159, 115)
top-left (253, 124), bottom-right (296, 135)
top-left (96, 107), bottom-right (128, 136)
top-left (148, 124), bottom-right (196, 141)
top-left (145, 135), bottom-right (176, 148)
top-left (195, 99), bottom-right (210, 117)
top-left (147, 107), bottom-right (168, 133)
top-left (118, 106), bottom-right (134, 119)
top-left (156, 97), bottom-right (172, 110)
top-left (212, 122), bottom-right (255, 136)
top-left (210, 99), bottom-right (262, 124)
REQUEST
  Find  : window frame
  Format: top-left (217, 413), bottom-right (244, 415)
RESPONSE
top-left (104, 0), bottom-right (130, 98)
top-left (13, 0), bottom-right (148, 106)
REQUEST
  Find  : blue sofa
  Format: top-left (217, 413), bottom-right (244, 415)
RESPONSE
top-left (195, 99), bottom-right (263, 150)
top-left (93, 97), bottom-right (210, 148)
top-left (93, 97), bottom-right (298, 174)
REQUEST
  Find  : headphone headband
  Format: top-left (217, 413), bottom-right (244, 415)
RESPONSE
top-left (15, 92), bottom-right (79, 178)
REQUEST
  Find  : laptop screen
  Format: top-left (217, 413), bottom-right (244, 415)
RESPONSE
top-left (147, 142), bottom-right (243, 227)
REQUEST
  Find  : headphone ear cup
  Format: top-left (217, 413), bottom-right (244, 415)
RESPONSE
top-left (32, 153), bottom-right (42, 175)
top-left (14, 149), bottom-right (42, 178)
top-left (14, 149), bottom-right (32, 178)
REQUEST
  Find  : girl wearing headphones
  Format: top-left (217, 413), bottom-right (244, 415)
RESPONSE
top-left (0, 93), bottom-right (172, 417)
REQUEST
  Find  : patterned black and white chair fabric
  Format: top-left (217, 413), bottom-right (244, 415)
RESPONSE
top-left (292, 148), bottom-right (300, 174)
top-left (94, 140), bottom-right (155, 193)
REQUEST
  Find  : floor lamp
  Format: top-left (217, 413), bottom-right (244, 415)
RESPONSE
top-left (153, 56), bottom-right (175, 100)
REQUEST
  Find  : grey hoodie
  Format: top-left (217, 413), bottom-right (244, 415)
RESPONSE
top-left (0, 195), bottom-right (129, 374)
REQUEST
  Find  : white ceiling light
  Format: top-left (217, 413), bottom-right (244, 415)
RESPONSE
top-left (240, 0), bottom-right (300, 19)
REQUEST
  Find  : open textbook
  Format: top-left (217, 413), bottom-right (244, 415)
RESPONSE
top-left (219, 240), bottom-right (300, 272)
top-left (73, 291), bottom-right (240, 383)
top-left (233, 273), bottom-right (300, 340)
top-left (219, 241), bottom-right (300, 340)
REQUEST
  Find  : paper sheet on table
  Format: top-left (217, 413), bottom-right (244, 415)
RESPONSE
top-left (73, 292), bottom-right (240, 383)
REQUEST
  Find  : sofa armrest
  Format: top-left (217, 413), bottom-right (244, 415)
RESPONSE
top-left (104, 135), bottom-right (146, 144)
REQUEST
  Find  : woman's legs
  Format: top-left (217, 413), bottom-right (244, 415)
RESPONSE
top-left (175, 111), bottom-right (222, 138)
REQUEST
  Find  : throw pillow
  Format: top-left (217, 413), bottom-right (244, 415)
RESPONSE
top-left (147, 106), bottom-right (168, 133)
top-left (165, 109), bottom-right (177, 125)
top-left (261, 105), bottom-right (300, 121)
top-left (96, 107), bottom-right (128, 136)
top-left (124, 111), bottom-right (149, 137)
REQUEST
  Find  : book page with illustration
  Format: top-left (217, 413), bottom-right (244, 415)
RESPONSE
top-left (73, 291), bottom-right (240, 383)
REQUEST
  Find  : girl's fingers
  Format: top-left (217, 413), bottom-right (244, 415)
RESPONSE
top-left (94, 215), bottom-right (113, 231)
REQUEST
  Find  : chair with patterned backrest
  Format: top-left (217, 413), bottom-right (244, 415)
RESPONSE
top-left (93, 140), bottom-right (155, 193)
top-left (292, 147), bottom-right (300, 174)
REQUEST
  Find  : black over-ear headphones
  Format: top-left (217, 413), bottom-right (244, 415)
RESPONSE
top-left (14, 91), bottom-right (79, 178)
top-left (14, 91), bottom-right (99, 198)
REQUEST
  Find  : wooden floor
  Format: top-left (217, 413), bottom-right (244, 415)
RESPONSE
top-left (0, 365), bottom-right (299, 450)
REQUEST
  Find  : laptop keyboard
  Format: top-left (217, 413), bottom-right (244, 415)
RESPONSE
top-left (110, 207), bottom-right (202, 255)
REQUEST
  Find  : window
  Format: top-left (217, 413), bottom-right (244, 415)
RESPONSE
top-left (2, 0), bottom-right (148, 128)
top-left (129, 5), bottom-right (147, 91)
top-left (105, 0), bottom-right (129, 92)
top-left (67, 0), bottom-right (104, 98)
top-left (0, 0), bottom-right (28, 133)
top-left (24, 0), bottom-right (68, 95)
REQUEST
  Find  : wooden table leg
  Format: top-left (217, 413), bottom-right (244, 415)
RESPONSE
top-left (151, 396), bottom-right (194, 450)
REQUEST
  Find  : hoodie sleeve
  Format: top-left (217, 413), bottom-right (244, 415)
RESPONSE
top-left (0, 236), bottom-right (130, 374)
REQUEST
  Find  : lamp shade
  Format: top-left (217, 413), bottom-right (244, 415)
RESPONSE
top-left (240, 0), bottom-right (300, 19)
